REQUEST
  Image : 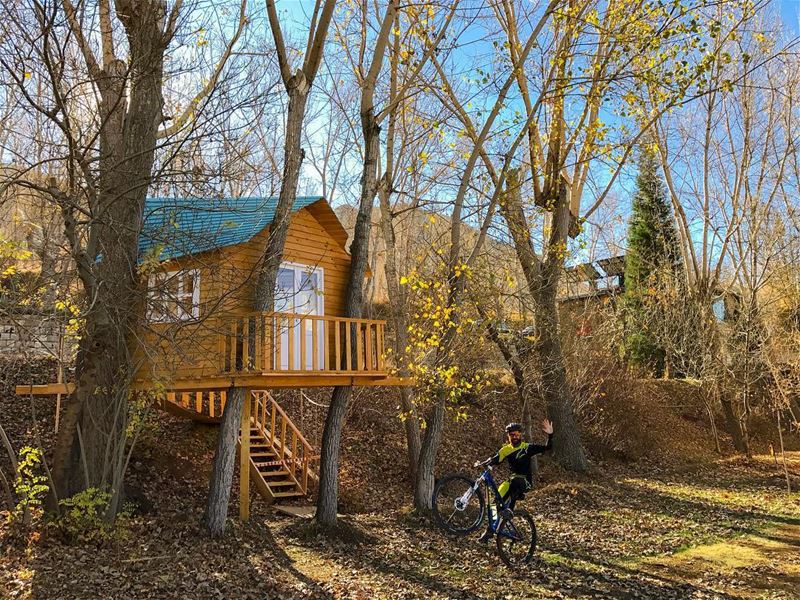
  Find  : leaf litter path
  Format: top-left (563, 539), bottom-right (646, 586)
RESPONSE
top-left (267, 454), bottom-right (800, 600)
top-left (643, 523), bottom-right (800, 599)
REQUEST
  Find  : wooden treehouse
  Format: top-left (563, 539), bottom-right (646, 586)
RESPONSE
top-left (18, 196), bottom-right (405, 517)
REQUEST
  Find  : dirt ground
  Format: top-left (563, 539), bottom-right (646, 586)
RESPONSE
top-left (2, 363), bottom-right (799, 599)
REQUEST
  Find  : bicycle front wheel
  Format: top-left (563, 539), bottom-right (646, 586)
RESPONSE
top-left (432, 473), bottom-right (486, 536)
top-left (496, 509), bottom-right (537, 568)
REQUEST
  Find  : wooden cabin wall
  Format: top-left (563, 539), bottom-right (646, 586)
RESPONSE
top-left (226, 208), bottom-right (351, 317)
top-left (133, 207), bottom-right (353, 383)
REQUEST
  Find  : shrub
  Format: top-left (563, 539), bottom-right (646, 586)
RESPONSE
top-left (10, 446), bottom-right (49, 525)
top-left (53, 488), bottom-right (130, 545)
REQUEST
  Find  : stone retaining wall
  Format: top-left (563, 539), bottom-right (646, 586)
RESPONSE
top-left (0, 314), bottom-right (64, 356)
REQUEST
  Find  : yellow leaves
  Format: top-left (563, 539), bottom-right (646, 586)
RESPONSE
top-left (54, 299), bottom-right (79, 315)
top-left (622, 90), bottom-right (638, 106)
top-left (399, 276), bottom-right (409, 285)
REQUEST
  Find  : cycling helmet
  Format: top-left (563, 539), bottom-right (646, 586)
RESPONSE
top-left (505, 422), bottom-right (523, 433)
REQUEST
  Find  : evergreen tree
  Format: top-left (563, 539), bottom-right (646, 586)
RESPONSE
top-left (622, 147), bottom-right (684, 375)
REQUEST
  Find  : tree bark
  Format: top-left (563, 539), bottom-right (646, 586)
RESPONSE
top-left (532, 279), bottom-right (587, 471)
top-left (205, 387), bottom-right (245, 537)
top-left (500, 172), bottom-right (588, 472)
top-left (205, 3), bottom-right (336, 536)
top-left (314, 0), bottom-right (399, 524)
top-left (50, 10), bottom-right (166, 513)
top-left (378, 186), bottom-right (421, 477)
top-left (315, 385), bottom-right (350, 526)
top-left (254, 82), bottom-right (310, 311)
top-left (398, 386), bottom-right (421, 479)
top-left (413, 397), bottom-right (445, 512)
top-left (721, 397), bottom-right (747, 454)
top-left (315, 107), bottom-right (382, 528)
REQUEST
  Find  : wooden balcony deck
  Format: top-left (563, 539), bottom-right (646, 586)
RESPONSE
top-left (218, 311), bottom-right (388, 377)
top-left (18, 313), bottom-right (408, 396)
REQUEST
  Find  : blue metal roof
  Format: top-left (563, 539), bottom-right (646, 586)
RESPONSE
top-left (139, 196), bottom-right (323, 262)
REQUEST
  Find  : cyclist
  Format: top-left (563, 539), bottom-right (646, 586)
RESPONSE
top-left (475, 419), bottom-right (554, 542)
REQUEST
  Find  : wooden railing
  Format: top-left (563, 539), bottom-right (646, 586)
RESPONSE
top-left (250, 390), bottom-right (313, 494)
top-left (166, 390), bottom-right (227, 418)
top-left (219, 311), bottom-right (387, 375)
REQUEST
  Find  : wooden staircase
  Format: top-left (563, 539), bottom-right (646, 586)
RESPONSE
top-left (243, 390), bottom-right (315, 502)
top-left (162, 389), bottom-right (315, 503)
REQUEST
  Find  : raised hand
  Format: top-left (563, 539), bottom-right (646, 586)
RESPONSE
top-left (542, 418), bottom-right (554, 435)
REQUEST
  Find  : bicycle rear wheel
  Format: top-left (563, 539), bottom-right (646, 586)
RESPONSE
top-left (496, 509), bottom-right (536, 568)
top-left (432, 473), bottom-right (486, 536)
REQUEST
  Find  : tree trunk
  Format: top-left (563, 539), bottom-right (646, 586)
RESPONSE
top-left (739, 400), bottom-right (752, 458)
top-left (377, 187), bottom-right (421, 476)
top-left (315, 386), bottom-right (350, 527)
top-left (399, 386), bottom-right (421, 479)
top-left (314, 107), bottom-right (382, 528)
top-left (532, 281), bottom-right (588, 472)
top-left (204, 64), bottom-right (320, 540)
top-left (51, 29), bottom-right (164, 511)
top-left (721, 397), bottom-right (747, 454)
top-left (706, 403), bottom-right (721, 454)
top-left (205, 387), bottom-right (245, 537)
top-left (788, 398), bottom-right (800, 430)
top-left (413, 396), bottom-right (445, 513)
top-left (255, 85), bottom-right (309, 311)
top-left (777, 410), bottom-right (792, 493)
top-left (498, 171), bottom-right (588, 472)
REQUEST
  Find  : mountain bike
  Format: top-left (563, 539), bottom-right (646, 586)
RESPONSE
top-left (432, 461), bottom-right (537, 568)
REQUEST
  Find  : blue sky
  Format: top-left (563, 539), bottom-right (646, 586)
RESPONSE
top-left (780, 0), bottom-right (800, 32)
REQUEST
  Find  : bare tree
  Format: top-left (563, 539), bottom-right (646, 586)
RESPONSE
top-left (0, 0), bottom-right (248, 518)
top-left (205, 0), bottom-right (338, 537)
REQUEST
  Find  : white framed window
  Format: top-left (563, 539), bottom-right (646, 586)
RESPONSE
top-left (274, 262), bottom-right (324, 315)
top-left (147, 269), bottom-right (200, 322)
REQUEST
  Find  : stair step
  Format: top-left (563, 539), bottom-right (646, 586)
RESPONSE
top-left (271, 490), bottom-right (305, 498)
top-left (259, 469), bottom-right (291, 478)
top-left (267, 479), bottom-right (298, 488)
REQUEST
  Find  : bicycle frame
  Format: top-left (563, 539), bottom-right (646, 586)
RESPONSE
top-left (454, 466), bottom-right (519, 537)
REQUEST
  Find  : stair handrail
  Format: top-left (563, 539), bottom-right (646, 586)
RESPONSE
top-left (250, 390), bottom-right (313, 494)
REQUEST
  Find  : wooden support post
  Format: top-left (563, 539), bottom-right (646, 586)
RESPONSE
top-left (311, 319), bottom-right (318, 372)
top-left (299, 317), bottom-right (307, 371)
top-left (239, 389), bottom-right (251, 522)
top-left (365, 323), bottom-right (373, 371)
top-left (287, 316), bottom-right (295, 371)
top-left (356, 323), bottom-right (363, 371)
top-left (334, 320), bottom-right (341, 371)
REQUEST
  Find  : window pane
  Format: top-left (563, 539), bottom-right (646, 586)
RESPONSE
top-left (299, 271), bottom-right (318, 292)
top-left (183, 273), bottom-right (195, 296)
top-left (275, 268), bottom-right (294, 312)
top-left (277, 268), bottom-right (294, 291)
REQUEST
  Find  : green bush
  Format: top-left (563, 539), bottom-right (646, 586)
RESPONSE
top-left (54, 488), bottom-right (129, 544)
top-left (10, 446), bottom-right (49, 524)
